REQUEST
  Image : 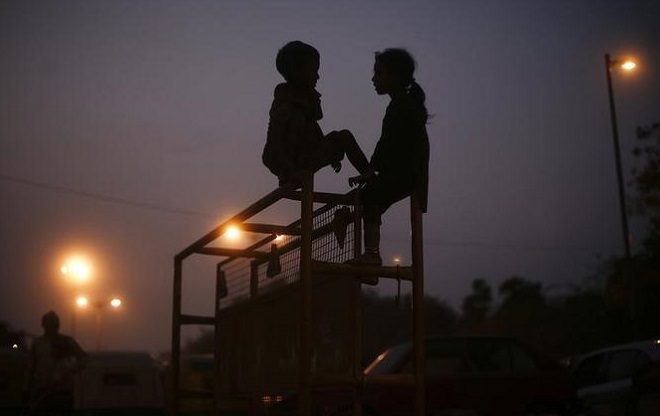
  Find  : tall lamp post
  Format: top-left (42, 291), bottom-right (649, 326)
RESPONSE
top-left (61, 256), bottom-right (93, 337)
top-left (76, 296), bottom-right (122, 350)
top-left (604, 53), bottom-right (636, 258)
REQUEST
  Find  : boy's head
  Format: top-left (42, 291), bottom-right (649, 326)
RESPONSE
top-left (276, 41), bottom-right (320, 89)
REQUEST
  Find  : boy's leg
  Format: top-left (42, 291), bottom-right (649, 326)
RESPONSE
top-left (335, 130), bottom-right (369, 173)
top-left (316, 130), bottom-right (369, 173)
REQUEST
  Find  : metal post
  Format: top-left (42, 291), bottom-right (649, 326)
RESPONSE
top-left (299, 171), bottom-right (314, 416)
top-left (410, 193), bottom-right (425, 416)
top-left (605, 53), bottom-right (632, 259)
top-left (70, 307), bottom-right (77, 338)
top-left (172, 257), bottom-right (183, 416)
top-left (353, 189), bottom-right (363, 416)
top-left (94, 303), bottom-right (103, 351)
top-left (214, 267), bottom-right (224, 415)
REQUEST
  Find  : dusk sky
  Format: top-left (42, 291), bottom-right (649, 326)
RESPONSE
top-left (1, 0), bottom-right (659, 354)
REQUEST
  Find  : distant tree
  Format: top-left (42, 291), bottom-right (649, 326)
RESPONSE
top-left (631, 122), bottom-right (660, 259)
top-left (497, 276), bottom-right (545, 307)
top-left (459, 278), bottom-right (493, 333)
top-left (461, 278), bottom-right (492, 320)
top-left (558, 287), bottom-right (629, 355)
top-left (605, 121), bottom-right (660, 341)
top-left (489, 276), bottom-right (566, 355)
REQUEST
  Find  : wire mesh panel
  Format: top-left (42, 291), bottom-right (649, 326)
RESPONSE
top-left (214, 201), bottom-right (359, 397)
top-left (219, 203), bottom-right (356, 308)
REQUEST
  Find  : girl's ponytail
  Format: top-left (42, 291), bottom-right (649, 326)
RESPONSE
top-left (408, 80), bottom-right (428, 123)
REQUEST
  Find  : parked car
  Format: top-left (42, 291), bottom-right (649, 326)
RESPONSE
top-left (164, 354), bottom-right (214, 416)
top-left (263, 335), bottom-right (579, 416)
top-left (570, 340), bottom-right (660, 416)
top-left (74, 350), bottom-right (166, 415)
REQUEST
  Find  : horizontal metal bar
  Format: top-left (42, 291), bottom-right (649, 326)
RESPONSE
top-left (195, 247), bottom-right (269, 259)
top-left (179, 314), bottom-right (215, 325)
top-left (286, 189), bottom-right (356, 205)
top-left (176, 186), bottom-right (291, 260)
top-left (311, 261), bottom-right (414, 281)
top-left (240, 223), bottom-right (301, 236)
top-left (217, 195), bottom-right (355, 268)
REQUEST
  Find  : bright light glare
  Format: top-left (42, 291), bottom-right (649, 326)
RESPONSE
top-left (110, 298), bottom-right (122, 308)
top-left (61, 256), bottom-right (92, 284)
top-left (76, 296), bottom-right (89, 308)
top-left (274, 234), bottom-right (284, 242)
top-left (393, 256), bottom-right (401, 264)
top-left (620, 60), bottom-right (636, 70)
top-left (224, 226), bottom-right (240, 240)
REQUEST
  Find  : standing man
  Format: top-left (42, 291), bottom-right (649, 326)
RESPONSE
top-left (24, 310), bottom-right (87, 415)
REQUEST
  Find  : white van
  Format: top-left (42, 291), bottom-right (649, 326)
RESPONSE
top-left (74, 350), bottom-right (165, 416)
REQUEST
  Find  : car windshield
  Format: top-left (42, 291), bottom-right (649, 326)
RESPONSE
top-left (364, 343), bottom-right (410, 375)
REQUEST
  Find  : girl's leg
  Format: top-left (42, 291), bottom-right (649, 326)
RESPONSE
top-left (352, 176), bottom-right (411, 266)
top-left (359, 221), bottom-right (382, 266)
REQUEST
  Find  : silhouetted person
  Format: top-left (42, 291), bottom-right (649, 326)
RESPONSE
top-left (349, 48), bottom-right (430, 266)
top-left (24, 310), bottom-right (87, 416)
top-left (262, 40), bottom-right (370, 188)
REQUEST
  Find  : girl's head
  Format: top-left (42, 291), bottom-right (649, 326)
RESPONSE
top-left (276, 41), bottom-right (320, 90)
top-left (373, 48), bottom-right (428, 121)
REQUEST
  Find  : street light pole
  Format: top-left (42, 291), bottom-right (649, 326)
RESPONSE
top-left (94, 301), bottom-right (103, 351)
top-left (76, 296), bottom-right (122, 350)
top-left (605, 53), bottom-right (632, 258)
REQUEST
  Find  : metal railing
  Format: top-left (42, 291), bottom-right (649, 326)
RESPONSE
top-left (171, 172), bottom-right (425, 416)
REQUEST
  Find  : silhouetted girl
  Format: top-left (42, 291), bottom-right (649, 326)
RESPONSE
top-left (349, 48), bottom-right (430, 265)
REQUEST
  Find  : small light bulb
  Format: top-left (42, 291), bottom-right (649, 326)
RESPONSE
top-left (621, 60), bottom-right (636, 71)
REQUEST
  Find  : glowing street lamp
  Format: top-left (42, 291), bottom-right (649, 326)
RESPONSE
top-left (61, 256), bottom-right (92, 285)
top-left (76, 296), bottom-right (89, 308)
top-left (604, 53), bottom-right (637, 258)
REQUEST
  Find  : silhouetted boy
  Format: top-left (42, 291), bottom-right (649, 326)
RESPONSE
top-left (262, 40), bottom-right (369, 188)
